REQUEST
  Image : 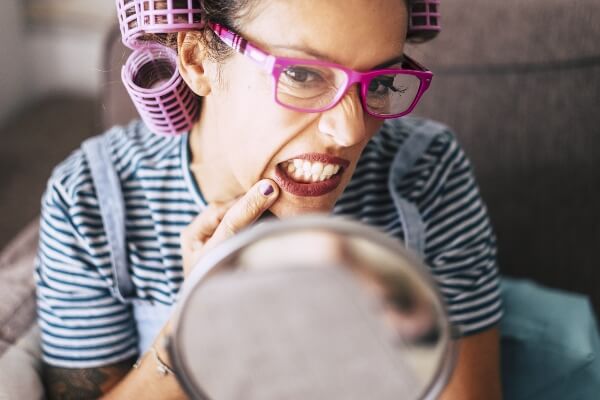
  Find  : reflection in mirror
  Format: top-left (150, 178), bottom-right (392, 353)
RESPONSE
top-left (169, 216), bottom-right (455, 400)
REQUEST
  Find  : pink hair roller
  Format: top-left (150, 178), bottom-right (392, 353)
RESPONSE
top-left (116, 0), bottom-right (205, 47)
top-left (116, 0), bottom-right (206, 135)
top-left (407, 0), bottom-right (441, 43)
top-left (138, 0), bottom-right (205, 33)
top-left (121, 44), bottom-right (200, 136)
top-left (116, 0), bottom-right (143, 48)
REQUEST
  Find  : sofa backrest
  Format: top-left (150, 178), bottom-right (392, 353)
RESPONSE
top-left (0, 220), bottom-right (39, 357)
top-left (100, 27), bottom-right (137, 130)
top-left (100, 1), bottom-right (600, 314)
top-left (407, 0), bottom-right (600, 313)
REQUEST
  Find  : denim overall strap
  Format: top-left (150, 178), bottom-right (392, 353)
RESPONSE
top-left (82, 135), bottom-right (135, 302)
top-left (133, 302), bottom-right (173, 354)
top-left (83, 134), bottom-right (173, 355)
top-left (388, 126), bottom-right (439, 258)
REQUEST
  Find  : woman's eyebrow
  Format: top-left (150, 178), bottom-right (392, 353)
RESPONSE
top-left (270, 44), bottom-right (405, 70)
top-left (372, 55), bottom-right (406, 69)
top-left (270, 44), bottom-right (334, 61)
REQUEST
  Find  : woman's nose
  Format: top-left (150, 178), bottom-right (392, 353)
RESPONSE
top-left (317, 85), bottom-right (366, 147)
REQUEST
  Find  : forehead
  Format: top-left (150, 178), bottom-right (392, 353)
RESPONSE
top-left (240, 0), bottom-right (409, 70)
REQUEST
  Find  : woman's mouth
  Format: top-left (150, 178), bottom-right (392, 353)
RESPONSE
top-left (274, 153), bottom-right (351, 197)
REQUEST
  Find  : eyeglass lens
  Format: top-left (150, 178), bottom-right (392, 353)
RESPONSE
top-left (276, 65), bottom-right (421, 116)
top-left (365, 73), bottom-right (420, 117)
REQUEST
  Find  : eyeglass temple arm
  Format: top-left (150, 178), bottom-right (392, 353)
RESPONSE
top-left (402, 54), bottom-right (430, 72)
top-left (209, 22), bottom-right (428, 77)
top-left (209, 22), bottom-right (276, 71)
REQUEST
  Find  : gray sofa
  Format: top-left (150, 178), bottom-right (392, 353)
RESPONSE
top-left (408, 0), bottom-right (600, 315)
top-left (0, 0), bottom-right (598, 365)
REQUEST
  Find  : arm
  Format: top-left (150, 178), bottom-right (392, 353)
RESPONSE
top-left (399, 124), bottom-right (503, 398)
top-left (36, 179), bottom-right (144, 398)
top-left (43, 327), bottom-right (188, 400)
top-left (37, 175), bottom-right (187, 399)
top-left (102, 179), bottom-right (280, 398)
top-left (440, 327), bottom-right (502, 400)
top-left (100, 326), bottom-right (187, 399)
top-left (44, 358), bottom-right (136, 400)
top-left (41, 179), bottom-right (280, 399)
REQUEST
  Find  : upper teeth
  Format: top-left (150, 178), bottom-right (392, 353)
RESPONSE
top-left (284, 159), bottom-right (341, 183)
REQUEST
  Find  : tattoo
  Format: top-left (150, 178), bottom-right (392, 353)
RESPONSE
top-left (43, 357), bottom-right (136, 400)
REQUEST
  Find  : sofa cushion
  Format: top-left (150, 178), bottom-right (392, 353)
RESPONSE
top-left (0, 219), bottom-right (39, 357)
top-left (501, 278), bottom-right (600, 399)
top-left (0, 325), bottom-right (43, 400)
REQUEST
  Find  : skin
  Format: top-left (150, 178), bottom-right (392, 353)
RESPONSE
top-left (184, 0), bottom-right (399, 216)
top-left (43, 359), bottom-right (134, 400)
top-left (43, 0), bottom-right (502, 398)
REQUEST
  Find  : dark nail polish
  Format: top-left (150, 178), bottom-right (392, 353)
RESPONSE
top-left (260, 182), bottom-right (274, 196)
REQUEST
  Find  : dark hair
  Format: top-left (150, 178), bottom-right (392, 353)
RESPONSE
top-left (141, 0), bottom-right (255, 63)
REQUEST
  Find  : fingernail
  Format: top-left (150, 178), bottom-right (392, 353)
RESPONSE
top-left (260, 182), bottom-right (274, 196)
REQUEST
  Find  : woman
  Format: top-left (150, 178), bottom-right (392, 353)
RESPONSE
top-left (36, 0), bottom-right (502, 398)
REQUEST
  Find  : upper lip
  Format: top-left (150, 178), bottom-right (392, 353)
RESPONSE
top-left (280, 153), bottom-right (351, 168)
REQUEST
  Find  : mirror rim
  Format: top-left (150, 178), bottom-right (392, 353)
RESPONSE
top-left (167, 214), bottom-right (458, 400)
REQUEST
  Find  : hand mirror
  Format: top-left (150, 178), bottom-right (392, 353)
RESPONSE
top-left (168, 215), bottom-right (456, 399)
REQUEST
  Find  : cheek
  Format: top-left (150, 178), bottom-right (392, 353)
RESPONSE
top-left (218, 66), bottom-right (311, 189)
top-left (365, 116), bottom-right (385, 139)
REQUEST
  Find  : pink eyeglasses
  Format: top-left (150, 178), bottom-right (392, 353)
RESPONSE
top-left (209, 23), bottom-right (433, 119)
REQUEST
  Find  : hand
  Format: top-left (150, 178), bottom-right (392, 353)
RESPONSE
top-left (180, 179), bottom-right (280, 278)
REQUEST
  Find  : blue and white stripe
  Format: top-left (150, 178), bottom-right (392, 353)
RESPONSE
top-left (36, 118), bottom-right (502, 368)
top-left (334, 118), bottom-right (502, 335)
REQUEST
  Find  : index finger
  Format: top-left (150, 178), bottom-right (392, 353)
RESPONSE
top-left (182, 199), bottom-right (235, 245)
top-left (211, 179), bottom-right (279, 242)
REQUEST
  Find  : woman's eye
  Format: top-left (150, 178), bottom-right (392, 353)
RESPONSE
top-left (369, 78), bottom-right (393, 95)
top-left (283, 67), bottom-right (324, 85)
top-left (369, 77), bottom-right (408, 97)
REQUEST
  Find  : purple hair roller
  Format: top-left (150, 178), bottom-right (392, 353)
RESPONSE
top-left (138, 0), bottom-right (205, 33)
top-left (121, 44), bottom-right (200, 135)
top-left (116, 0), bottom-right (205, 47)
top-left (116, 0), bottom-right (143, 47)
top-left (116, 0), bottom-right (205, 135)
top-left (407, 0), bottom-right (441, 43)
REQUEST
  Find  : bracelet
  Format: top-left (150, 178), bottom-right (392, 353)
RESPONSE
top-left (133, 345), bottom-right (175, 376)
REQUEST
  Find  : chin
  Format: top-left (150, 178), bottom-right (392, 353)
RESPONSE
top-left (268, 192), bottom-right (337, 218)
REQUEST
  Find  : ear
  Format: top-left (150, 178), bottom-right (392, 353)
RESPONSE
top-left (177, 31), bottom-right (212, 96)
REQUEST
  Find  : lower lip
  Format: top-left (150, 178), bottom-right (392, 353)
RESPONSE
top-left (274, 164), bottom-right (344, 197)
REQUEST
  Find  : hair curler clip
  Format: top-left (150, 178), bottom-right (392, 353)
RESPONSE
top-left (116, 0), bottom-right (206, 135)
top-left (116, 0), bottom-right (206, 47)
top-left (121, 44), bottom-right (200, 135)
top-left (116, 0), bottom-right (143, 48)
top-left (407, 0), bottom-right (441, 43)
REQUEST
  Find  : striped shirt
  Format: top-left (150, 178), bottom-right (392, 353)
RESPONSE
top-left (35, 117), bottom-right (502, 368)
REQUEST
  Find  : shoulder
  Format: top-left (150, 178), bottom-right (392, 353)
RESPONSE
top-left (344, 117), bottom-right (462, 205)
top-left (38, 120), bottom-right (181, 273)
top-left (365, 116), bottom-right (458, 166)
top-left (355, 118), bottom-right (503, 336)
top-left (335, 117), bottom-right (460, 240)
top-left (103, 120), bottom-right (183, 178)
top-left (45, 120), bottom-right (181, 207)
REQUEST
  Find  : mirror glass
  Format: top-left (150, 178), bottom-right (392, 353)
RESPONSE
top-left (169, 216), bottom-right (455, 400)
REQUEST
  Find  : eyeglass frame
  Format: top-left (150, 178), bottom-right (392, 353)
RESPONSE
top-left (207, 22), bottom-right (434, 119)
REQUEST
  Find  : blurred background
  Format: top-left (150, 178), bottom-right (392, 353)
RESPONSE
top-left (0, 0), bottom-right (115, 248)
top-left (0, 0), bottom-right (599, 315)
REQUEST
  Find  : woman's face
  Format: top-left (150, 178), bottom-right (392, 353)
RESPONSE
top-left (196, 0), bottom-right (408, 217)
